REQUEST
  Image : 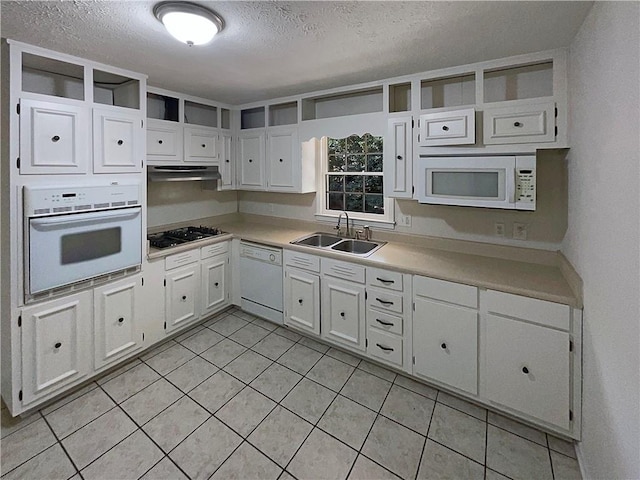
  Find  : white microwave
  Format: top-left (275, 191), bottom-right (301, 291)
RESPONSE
top-left (416, 155), bottom-right (536, 210)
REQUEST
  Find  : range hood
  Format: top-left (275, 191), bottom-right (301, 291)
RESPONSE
top-left (148, 166), bottom-right (222, 182)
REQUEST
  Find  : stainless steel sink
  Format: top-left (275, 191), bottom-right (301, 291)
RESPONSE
top-left (291, 233), bottom-right (385, 257)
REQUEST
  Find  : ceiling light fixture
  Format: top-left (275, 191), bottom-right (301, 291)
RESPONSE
top-left (154, 2), bottom-right (224, 46)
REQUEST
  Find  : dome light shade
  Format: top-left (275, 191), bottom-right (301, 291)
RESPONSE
top-left (154, 2), bottom-right (224, 46)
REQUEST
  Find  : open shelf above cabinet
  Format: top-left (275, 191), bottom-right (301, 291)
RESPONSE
top-left (185, 100), bottom-right (217, 128)
top-left (147, 92), bottom-right (179, 122)
top-left (93, 69), bottom-right (140, 109)
top-left (421, 74), bottom-right (475, 110)
top-left (241, 106), bottom-right (266, 129)
top-left (221, 108), bottom-right (231, 130)
top-left (484, 61), bottom-right (553, 103)
top-left (302, 87), bottom-right (383, 121)
top-left (269, 101), bottom-right (298, 126)
top-left (389, 82), bottom-right (412, 113)
top-left (21, 53), bottom-right (85, 101)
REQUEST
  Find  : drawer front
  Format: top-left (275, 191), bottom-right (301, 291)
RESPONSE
top-left (367, 328), bottom-right (403, 367)
top-left (484, 102), bottom-right (555, 145)
top-left (367, 267), bottom-right (403, 291)
top-left (419, 108), bottom-right (475, 146)
top-left (367, 288), bottom-right (403, 314)
top-left (201, 241), bottom-right (229, 260)
top-left (147, 126), bottom-right (181, 157)
top-left (285, 250), bottom-right (321, 273)
top-left (486, 290), bottom-right (570, 331)
top-left (165, 249), bottom-right (199, 270)
top-left (483, 314), bottom-right (570, 430)
top-left (322, 258), bottom-right (365, 283)
top-left (414, 276), bottom-right (478, 309)
top-left (367, 307), bottom-right (403, 335)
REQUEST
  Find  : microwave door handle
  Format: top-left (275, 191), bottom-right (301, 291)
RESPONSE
top-left (30, 208), bottom-right (140, 228)
top-left (507, 170), bottom-right (516, 204)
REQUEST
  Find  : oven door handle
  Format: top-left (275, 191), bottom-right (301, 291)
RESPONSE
top-left (30, 207), bottom-right (141, 229)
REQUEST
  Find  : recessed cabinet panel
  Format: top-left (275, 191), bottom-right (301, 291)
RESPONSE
top-left (384, 116), bottom-right (413, 199)
top-left (94, 276), bottom-right (141, 369)
top-left (413, 298), bottom-right (478, 394)
top-left (483, 314), bottom-right (570, 429)
top-left (147, 121), bottom-right (182, 160)
top-left (419, 108), bottom-right (475, 146)
top-left (185, 127), bottom-right (218, 163)
top-left (321, 278), bottom-right (365, 351)
top-left (483, 101), bottom-right (555, 145)
top-left (268, 128), bottom-right (297, 191)
top-left (165, 265), bottom-right (200, 332)
top-left (201, 255), bottom-right (228, 316)
top-left (21, 291), bottom-right (91, 405)
top-left (93, 109), bottom-right (142, 173)
top-left (20, 99), bottom-right (90, 174)
top-left (284, 268), bottom-right (320, 335)
top-left (238, 132), bottom-right (265, 189)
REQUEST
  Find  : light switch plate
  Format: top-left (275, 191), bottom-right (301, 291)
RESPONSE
top-left (513, 222), bottom-right (528, 240)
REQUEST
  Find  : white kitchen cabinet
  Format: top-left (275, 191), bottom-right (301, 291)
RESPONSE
top-left (20, 291), bottom-right (92, 406)
top-left (267, 126), bottom-right (298, 191)
top-left (238, 131), bottom-right (266, 189)
top-left (482, 313), bottom-right (571, 430)
top-left (384, 116), bottom-right (413, 199)
top-left (93, 275), bottom-right (143, 370)
top-left (321, 277), bottom-right (366, 351)
top-left (219, 132), bottom-right (235, 190)
top-left (413, 297), bottom-right (478, 394)
top-left (284, 267), bottom-right (320, 335)
top-left (201, 254), bottom-right (229, 316)
top-left (184, 126), bottom-right (218, 163)
top-left (146, 119), bottom-right (182, 161)
top-left (418, 108), bottom-right (475, 146)
top-left (367, 327), bottom-right (403, 367)
top-left (93, 108), bottom-right (143, 173)
top-left (165, 264), bottom-right (200, 332)
top-left (19, 98), bottom-right (90, 175)
top-left (483, 101), bottom-right (555, 145)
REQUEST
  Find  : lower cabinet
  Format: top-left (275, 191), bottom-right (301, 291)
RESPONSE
top-left (20, 291), bottom-right (92, 406)
top-left (201, 254), bottom-right (229, 316)
top-left (94, 275), bottom-right (143, 370)
top-left (321, 277), bottom-right (366, 351)
top-left (165, 263), bottom-right (200, 333)
top-left (284, 267), bottom-right (320, 335)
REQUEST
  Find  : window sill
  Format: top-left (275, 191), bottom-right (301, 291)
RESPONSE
top-left (314, 213), bottom-right (396, 230)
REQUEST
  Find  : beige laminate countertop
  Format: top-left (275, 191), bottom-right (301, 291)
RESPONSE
top-left (148, 220), bottom-right (580, 308)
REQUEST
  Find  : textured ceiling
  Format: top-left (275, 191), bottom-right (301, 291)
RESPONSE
top-left (1, 1), bottom-right (593, 104)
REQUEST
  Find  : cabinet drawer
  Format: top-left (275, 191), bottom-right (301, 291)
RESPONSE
top-left (285, 250), bottom-right (320, 272)
top-left (367, 288), bottom-right (403, 314)
top-left (165, 249), bottom-right (199, 270)
top-left (367, 267), bottom-right (403, 291)
top-left (413, 276), bottom-right (477, 308)
top-left (419, 108), bottom-right (475, 146)
top-left (147, 124), bottom-right (181, 157)
top-left (486, 290), bottom-right (570, 330)
top-left (483, 101), bottom-right (555, 145)
top-left (367, 307), bottom-right (403, 335)
top-left (367, 328), bottom-right (403, 367)
top-left (201, 241), bottom-right (229, 260)
top-left (185, 127), bottom-right (217, 161)
top-left (322, 258), bottom-right (365, 283)
top-left (483, 314), bottom-right (570, 430)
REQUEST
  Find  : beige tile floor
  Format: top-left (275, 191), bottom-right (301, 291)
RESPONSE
top-left (1, 307), bottom-right (582, 480)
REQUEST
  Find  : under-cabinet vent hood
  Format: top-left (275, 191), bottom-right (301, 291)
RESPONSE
top-left (147, 166), bottom-right (221, 182)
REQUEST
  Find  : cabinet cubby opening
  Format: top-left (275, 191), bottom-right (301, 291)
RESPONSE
top-left (147, 92), bottom-right (179, 122)
top-left (184, 101), bottom-right (217, 128)
top-left (21, 53), bottom-right (85, 100)
top-left (221, 108), bottom-right (231, 129)
top-left (269, 101), bottom-right (298, 126)
top-left (483, 61), bottom-right (553, 103)
top-left (93, 69), bottom-right (140, 109)
top-left (421, 74), bottom-right (475, 110)
top-left (241, 106), bottom-right (266, 129)
top-left (389, 82), bottom-right (412, 112)
top-left (301, 87), bottom-right (383, 121)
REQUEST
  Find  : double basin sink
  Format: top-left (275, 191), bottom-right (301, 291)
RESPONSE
top-left (291, 232), bottom-right (385, 257)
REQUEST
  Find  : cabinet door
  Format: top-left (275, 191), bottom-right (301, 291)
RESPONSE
top-left (147, 120), bottom-right (182, 162)
top-left (483, 101), bottom-right (555, 145)
top-left (268, 127), bottom-right (298, 192)
top-left (321, 278), bottom-right (365, 351)
top-left (185, 126), bottom-right (218, 163)
top-left (284, 268), bottom-right (320, 335)
top-left (21, 291), bottom-right (91, 405)
top-left (201, 254), bottom-right (228, 316)
top-left (483, 314), bottom-right (570, 429)
top-left (94, 275), bottom-right (142, 370)
top-left (384, 116), bottom-right (413, 199)
top-left (219, 133), bottom-right (235, 190)
top-left (419, 108), bottom-right (475, 146)
top-left (93, 108), bottom-right (143, 173)
top-left (165, 264), bottom-right (200, 332)
top-left (413, 298), bottom-right (478, 394)
top-left (238, 132), bottom-right (265, 189)
top-left (19, 99), bottom-right (90, 174)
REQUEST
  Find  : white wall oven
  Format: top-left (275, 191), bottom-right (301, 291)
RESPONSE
top-left (24, 184), bottom-right (142, 300)
top-left (416, 155), bottom-right (536, 210)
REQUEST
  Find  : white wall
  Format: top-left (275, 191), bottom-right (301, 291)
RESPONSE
top-left (564, 3), bottom-right (640, 479)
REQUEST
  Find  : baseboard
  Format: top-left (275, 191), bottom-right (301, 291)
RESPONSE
top-left (575, 443), bottom-right (589, 479)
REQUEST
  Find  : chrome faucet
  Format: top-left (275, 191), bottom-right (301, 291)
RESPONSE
top-left (335, 211), bottom-right (350, 237)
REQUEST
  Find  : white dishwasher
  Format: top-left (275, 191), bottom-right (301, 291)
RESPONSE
top-left (239, 241), bottom-right (284, 324)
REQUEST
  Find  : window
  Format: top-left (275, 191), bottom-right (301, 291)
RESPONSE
top-left (316, 134), bottom-right (394, 226)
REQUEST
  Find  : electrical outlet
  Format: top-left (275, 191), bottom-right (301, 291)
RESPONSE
top-left (494, 222), bottom-right (505, 237)
top-left (513, 222), bottom-right (528, 240)
top-left (398, 215), bottom-right (412, 227)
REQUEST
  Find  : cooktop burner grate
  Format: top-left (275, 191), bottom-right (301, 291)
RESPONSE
top-left (148, 226), bottom-right (225, 249)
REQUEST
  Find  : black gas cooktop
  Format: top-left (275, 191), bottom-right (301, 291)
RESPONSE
top-left (148, 226), bottom-right (225, 249)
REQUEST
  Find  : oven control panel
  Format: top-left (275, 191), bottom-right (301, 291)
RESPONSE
top-left (515, 169), bottom-right (536, 204)
top-left (24, 183), bottom-right (141, 217)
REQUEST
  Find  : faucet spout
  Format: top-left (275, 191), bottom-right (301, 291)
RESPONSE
top-left (337, 211), bottom-right (350, 237)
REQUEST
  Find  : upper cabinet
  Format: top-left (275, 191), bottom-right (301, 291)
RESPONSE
top-left (12, 43), bottom-right (147, 176)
